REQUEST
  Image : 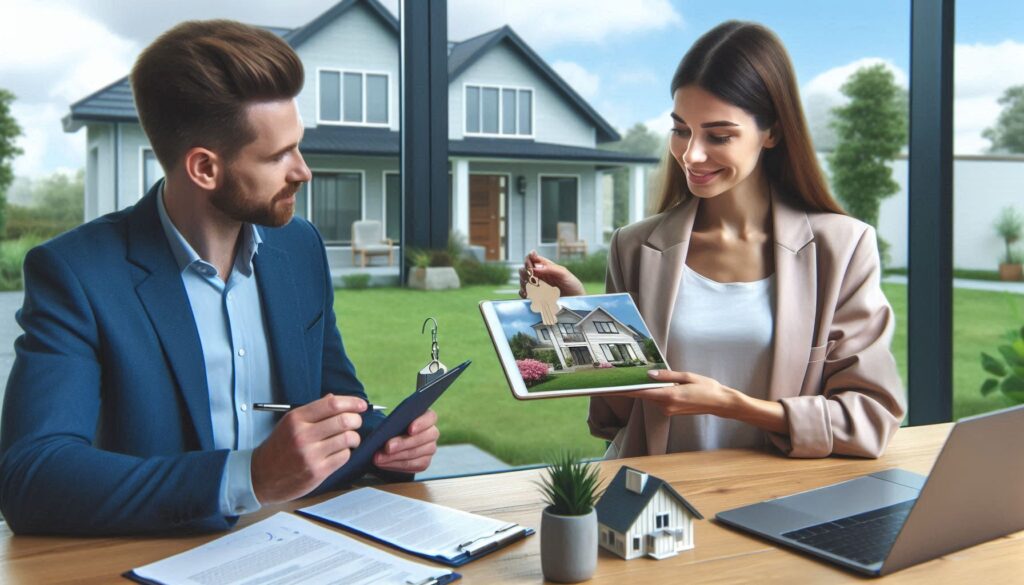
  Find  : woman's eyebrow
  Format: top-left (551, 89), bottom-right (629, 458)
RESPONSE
top-left (669, 112), bottom-right (739, 129)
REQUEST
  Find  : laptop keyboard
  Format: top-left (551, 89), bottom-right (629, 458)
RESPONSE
top-left (781, 499), bottom-right (916, 566)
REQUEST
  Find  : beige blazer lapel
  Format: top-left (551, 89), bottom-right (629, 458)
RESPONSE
top-left (635, 198), bottom-right (697, 455)
top-left (768, 191), bottom-right (818, 400)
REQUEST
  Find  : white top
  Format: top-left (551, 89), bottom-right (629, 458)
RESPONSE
top-left (665, 264), bottom-right (776, 452)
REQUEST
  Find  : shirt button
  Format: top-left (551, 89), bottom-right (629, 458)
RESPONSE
top-left (240, 403), bottom-right (248, 412)
top-left (238, 348), bottom-right (246, 357)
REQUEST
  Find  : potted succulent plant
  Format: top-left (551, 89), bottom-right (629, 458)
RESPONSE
top-left (994, 206), bottom-right (1024, 281)
top-left (536, 452), bottom-right (604, 583)
top-left (980, 326), bottom-right (1024, 404)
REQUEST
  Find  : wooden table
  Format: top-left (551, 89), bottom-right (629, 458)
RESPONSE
top-left (3, 423), bottom-right (1022, 584)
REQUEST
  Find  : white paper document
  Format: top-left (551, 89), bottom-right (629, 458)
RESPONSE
top-left (129, 512), bottom-right (455, 585)
top-left (299, 488), bottom-right (529, 561)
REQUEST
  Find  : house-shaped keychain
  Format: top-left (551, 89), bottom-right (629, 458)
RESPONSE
top-left (595, 466), bottom-right (704, 560)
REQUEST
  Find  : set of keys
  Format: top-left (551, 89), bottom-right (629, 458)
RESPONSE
top-left (417, 317), bottom-right (447, 390)
top-left (524, 268), bottom-right (561, 325)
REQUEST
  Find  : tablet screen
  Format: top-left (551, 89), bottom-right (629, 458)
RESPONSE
top-left (479, 293), bottom-right (671, 399)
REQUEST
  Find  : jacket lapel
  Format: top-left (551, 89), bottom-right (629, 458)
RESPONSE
top-left (253, 236), bottom-right (310, 406)
top-left (767, 191), bottom-right (817, 400)
top-left (637, 199), bottom-right (698, 455)
top-left (127, 185), bottom-right (215, 451)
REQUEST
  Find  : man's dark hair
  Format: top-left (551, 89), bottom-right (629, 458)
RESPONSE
top-left (130, 20), bottom-right (304, 172)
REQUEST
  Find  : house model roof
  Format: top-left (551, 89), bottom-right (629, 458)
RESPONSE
top-left (596, 466), bottom-right (704, 534)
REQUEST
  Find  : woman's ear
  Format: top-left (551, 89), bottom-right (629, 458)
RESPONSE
top-left (764, 124), bottom-right (781, 149)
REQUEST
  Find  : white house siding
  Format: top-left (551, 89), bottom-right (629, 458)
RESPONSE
top-left (85, 124), bottom-right (113, 220)
top-left (622, 489), bottom-right (693, 560)
top-left (84, 122), bottom-right (155, 219)
top-left (448, 42), bottom-right (595, 148)
top-left (577, 314), bottom-right (646, 365)
top-left (294, 3), bottom-right (400, 132)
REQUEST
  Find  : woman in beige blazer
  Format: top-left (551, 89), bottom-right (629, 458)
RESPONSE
top-left (520, 21), bottom-right (905, 460)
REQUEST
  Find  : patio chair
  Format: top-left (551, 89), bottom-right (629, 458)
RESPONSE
top-left (351, 220), bottom-right (394, 267)
top-left (556, 222), bottom-right (587, 260)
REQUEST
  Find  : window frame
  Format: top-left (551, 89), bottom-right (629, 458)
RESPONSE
top-left (308, 168), bottom-right (367, 247)
top-left (537, 174), bottom-right (582, 245)
top-left (594, 321), bottom-right (617, 334)
top-left (382, 170), bottom-right (402, 244)
top-left (316, 68), bottom-right (392, 127)
top-left (462, 82), bottom-right (535, 139)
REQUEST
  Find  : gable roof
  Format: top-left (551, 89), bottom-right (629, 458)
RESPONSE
top-left (448, 26), bottom-right (621, 144)
top-left (596, 466), bottom-right (703, 534)
top-left (285, 0), bottom-right (397, 47)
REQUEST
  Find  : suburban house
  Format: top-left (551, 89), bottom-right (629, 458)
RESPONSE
top-left (530, 305), bottom-right (648, 370)
top-left (61, 0), bottom-right (657, 276)
top-left (596, 466), bottom-right (704, 561)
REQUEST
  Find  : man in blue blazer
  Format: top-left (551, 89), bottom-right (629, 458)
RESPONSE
top-left (0, 20), bottom-right (439, 535)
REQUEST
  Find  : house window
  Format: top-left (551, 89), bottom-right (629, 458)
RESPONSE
top-left (465, 84), bottom-right (533, 137)
top-left (656, 514), bottom-right (663, 529)
top-left (595, 321), bottom-right (617, 334)
top-left (295, 182), bottom-right (309, 220)
top-left (557, 323), bottom-right (577, 335)
top-left (384, 172), bottom-right (401, 242)
top-left (319, 69), bottom-right (389, 125)
top-left (541, 329), bottom-right (551, 341)
top-left (633, 537), bottom-right (640, 551)
top-left (141, 148), bottom-right (164, 196)
top-left (540, 176), bottom-right (578, 243)
top-left (657, 513), bottom-right (670, 528)
top-left (310, 171), bottom-right (362, 245)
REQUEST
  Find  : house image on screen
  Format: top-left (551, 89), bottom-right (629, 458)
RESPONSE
top-left (530, 306), bottom-right (647, 370)
top-left (61, 0), bottom-right (657, 278)
top-left (596, 466), bottom-right (704, 560)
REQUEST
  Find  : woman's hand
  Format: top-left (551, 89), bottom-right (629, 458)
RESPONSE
top-left (623, 369), bottom-right (788, 434)
top-left (518, 251), bottom-right (586, 298)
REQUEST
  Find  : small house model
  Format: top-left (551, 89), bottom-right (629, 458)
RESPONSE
top-left (595, 466), bottom-right (703, 560)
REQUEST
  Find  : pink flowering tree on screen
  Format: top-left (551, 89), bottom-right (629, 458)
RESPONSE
top-left (517, 358), bottom-right (550, 387)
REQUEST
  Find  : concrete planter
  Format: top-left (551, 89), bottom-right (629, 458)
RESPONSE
top-left (408, 266), bottom-right (461, 290)
top-left (541, 507), bottom-right (597, 583)
top-left (999, 263), bottom-right (1022, 281)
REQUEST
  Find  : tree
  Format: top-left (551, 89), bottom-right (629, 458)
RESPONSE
top-left (4, 170), bottom-right (85, 239)
top-left (827, 64), bottom-right (907, 265)
top-left (0, 89), bottom-right (24, 237)
top-left (601, 123), bottom-right (663, 232)
top-left (509, 331), bottom-right (538, 361)
top-left (983, 85), bottom-right (1024, 154)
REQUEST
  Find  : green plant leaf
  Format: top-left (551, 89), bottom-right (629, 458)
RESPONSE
top-left (1000, 375), bottom-right (1024, 404)
top-left (981, 352), bottom-right (1007, 377)
top-left (1014, 339), bottom-right (1024, 359)
top-left (981, 378), bottom-right (999, 396)
top-left (998, 345), bottom-right (1023, 367)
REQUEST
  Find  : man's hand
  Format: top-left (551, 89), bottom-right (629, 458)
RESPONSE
top-left (373, 409), bottom-right (439, 474)
top-left (251, 395), bottom-right (365, 505)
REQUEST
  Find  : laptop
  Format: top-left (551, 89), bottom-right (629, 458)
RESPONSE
top-left (716, 404), bottom-right (1024, 576)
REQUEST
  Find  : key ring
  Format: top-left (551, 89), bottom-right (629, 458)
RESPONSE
top-left (422, 317), bottom-right (441, 372)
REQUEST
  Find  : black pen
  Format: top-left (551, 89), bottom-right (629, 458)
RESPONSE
top-left (253, 403), bottom-right (388, 412)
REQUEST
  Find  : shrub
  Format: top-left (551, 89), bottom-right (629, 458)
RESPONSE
top-left (0, 235), bottom-right (43, 291)
top-left (596, 361), bottom-right (614, 369)
top-left (533, 349), bottom-right (559, 367)
top-left (342, 273), bottom-right (371, 289)
top-left (561, 250), bottom-right (608, 283)
top-left (456, 258), bottom-right (511, 285)
top-left (517, 358), bottom-right (550, 386)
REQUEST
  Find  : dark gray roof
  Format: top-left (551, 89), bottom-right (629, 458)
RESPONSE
top-left (448, 26), bottom-right (621, 144)
top-left (285, 0), bottom-right (397, 47)
top-left (596, 466), bottom-right (703, 534)
top-left (298, 125), bottom-right (656, 164)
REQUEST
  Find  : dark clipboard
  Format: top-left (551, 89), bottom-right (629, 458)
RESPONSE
top-left (296, 508), bottom-right (533, 568)
top-left (326, 360), bottom-right (471, 488)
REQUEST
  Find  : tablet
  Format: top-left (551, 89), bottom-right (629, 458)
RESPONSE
top-left (479, 293), bottom-right (671, 399)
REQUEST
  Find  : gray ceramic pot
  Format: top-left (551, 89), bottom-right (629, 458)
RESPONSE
top-left (540, 507), bottom-right (597, 583)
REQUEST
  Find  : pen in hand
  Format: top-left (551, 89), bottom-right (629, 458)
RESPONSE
top-left (253, 402), bottom-right (388, 413)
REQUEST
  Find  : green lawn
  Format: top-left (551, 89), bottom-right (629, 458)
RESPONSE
top-left (527, 364), bottom-right (662, 392)
top-left (335, 282), bottom-right (1022, 465)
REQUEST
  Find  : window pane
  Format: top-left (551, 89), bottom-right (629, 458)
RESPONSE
top-left (518, 90), bottom-right (532, 135)
top-left (142, 149), bottom-right (163, 194)
top-left (385, 172), bottom-right (401, 242)
top-left (502, 88), bottom-right (517, 135)
top-left (294, 182), bottom-right (308, 220)
top-left (311, 172), bottom-right (361, 244)
top-left (540, 177), bottom-right (578, 243)
top-left (367, 74), bottom-right (388, 124)
top-left (319, 71), bottom-right (340, 122)
top-left (482, 87), bottom-right (499, 133)
top-left (466, 86), bottom-right (480, 133)
top-left (343, 72), bottom-right (363, 122)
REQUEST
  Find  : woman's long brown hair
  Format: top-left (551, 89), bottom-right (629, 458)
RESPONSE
top-left (653, 21), bottom-right (844, 215)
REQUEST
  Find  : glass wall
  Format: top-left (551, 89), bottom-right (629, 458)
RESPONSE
top-left (952, 0), bottom-right (1024, 418)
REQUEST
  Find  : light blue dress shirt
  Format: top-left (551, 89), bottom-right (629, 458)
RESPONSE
top-left (157, 186), bottom-right (276, 517)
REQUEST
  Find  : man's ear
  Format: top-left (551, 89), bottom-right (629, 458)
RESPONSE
top-left (182, 147), bottom-right (221, 192)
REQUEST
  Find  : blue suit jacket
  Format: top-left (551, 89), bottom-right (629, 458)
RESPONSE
top-left (0, 185), bottom-right (386, 535)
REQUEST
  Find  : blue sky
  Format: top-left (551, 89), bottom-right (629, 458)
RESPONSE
top-left (494, 293), bottom-right (652, 342)
top-left (2, 0), bottom-right (1022, 181)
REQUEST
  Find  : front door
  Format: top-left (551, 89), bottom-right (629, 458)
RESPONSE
top-left (469, 175), bottom-right (505, 261)
top-left (569, 346), bottom-right (593, 365)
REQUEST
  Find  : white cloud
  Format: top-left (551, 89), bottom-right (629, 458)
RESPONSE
top-left (643, 107), bottom-right (674, 136)
top-left (9, 102), bottom-right (85, 178)
top-left (552, 61), bottom-right (600, 100)
top-left (802, 58), bottom-right (908, 101)
top-left (617, 69), bottom-right (659, 86)
top-left (449, 0), bottom-right (682, 49)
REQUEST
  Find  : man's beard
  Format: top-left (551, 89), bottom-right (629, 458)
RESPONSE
top-left (210, 171), bottom-right (300, 228)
